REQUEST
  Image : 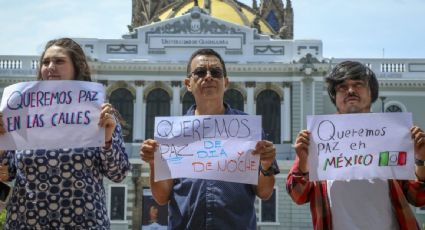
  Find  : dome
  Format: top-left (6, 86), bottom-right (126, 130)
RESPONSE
top-left (157, 0), bottom-right (275, 35)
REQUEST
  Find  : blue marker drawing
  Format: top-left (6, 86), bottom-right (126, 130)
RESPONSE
top-left (159, 144), bottom-right (191, 164)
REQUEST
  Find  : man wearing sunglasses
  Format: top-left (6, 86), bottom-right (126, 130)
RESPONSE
top-left (287, 61), bottom-right (425, 230)
top-left (140, 48), bottom-right (279, 229)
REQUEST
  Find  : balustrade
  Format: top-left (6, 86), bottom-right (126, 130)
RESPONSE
top-left (380, 63), bottom-right (405, 73)
top-left (0, 59), bottom-right (22, 69)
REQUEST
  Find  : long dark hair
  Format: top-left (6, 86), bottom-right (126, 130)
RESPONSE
top-left (37, 38), bottom-right (91, 81)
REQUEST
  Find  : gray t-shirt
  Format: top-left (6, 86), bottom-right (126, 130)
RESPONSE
top-left (328, 179), bottom-right (398, 230)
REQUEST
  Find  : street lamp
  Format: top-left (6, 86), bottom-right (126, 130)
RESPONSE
top-left (379, 96), bottom-right (386, 113)
top-left (131, 164), bottom-right (142, 193)
top-left (131, 163), bottom-right (142, 230)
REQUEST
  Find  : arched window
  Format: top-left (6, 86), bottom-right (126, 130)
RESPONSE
top-left (146, 89), bottom-right (170, 139)
top-left (109, 88), bottom-right (134, 142)
top-left (182, 91), bottom-right (195, 115)
top-left (224, 89), bottom-right (244, 111)
top-left (256, 90), bottom-right (280, 144)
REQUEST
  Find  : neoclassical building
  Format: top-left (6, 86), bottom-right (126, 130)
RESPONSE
top-left (1, 1), bottom-right (425, 229)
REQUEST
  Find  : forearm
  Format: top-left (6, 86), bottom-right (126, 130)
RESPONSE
top-left (100, 126), bottom-right (130, 181)
top-left (101, 145), bottom-right (130, 181)
top-left (255, 173), bottom-right (275, 200)
top-left (149, 163), bottom-right (173, 205)
top-left (286, 158), bottom-right (312, 204)
top-left (394, 179), bottom-right (425, 207)
top-left (298, 157), bottom-right (309, 174)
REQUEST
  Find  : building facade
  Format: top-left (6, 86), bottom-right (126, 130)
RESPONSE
top-left (1, 1), bottom-right (425, 229)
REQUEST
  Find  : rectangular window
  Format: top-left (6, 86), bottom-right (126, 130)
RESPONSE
top-left (109, 185), bottom-right (127, 221)
top-left (259, 188), bottom-right (278, 223)
top-left (142, 188), bottom-right (168, 229)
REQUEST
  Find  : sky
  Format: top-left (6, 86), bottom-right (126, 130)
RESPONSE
top-left (1, 0), bottom-right (424, 59)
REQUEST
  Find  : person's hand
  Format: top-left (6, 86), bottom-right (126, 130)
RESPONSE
top-left (252, 140), bottom-right (276, 171)
top-left (0, 165), bottom-right (8, 182)
top-left (412, 126), bottom-right (425, 160)
top-left (294, 130), bottom-right (310, 172)
top-left (0, 113), bottom-right (6, 135)
top-left (140, 139), bottom-right (158, 165)
top-left (294, 130), bottom-right (310, 161)
top-left (99, 103), bottom-right (116, 147)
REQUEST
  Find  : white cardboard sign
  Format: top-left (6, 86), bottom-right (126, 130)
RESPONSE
top-left (154, 115), bottom-right (262, 184)
top-left (307, 112), bottom-right (414, 181)
top-left (0, 80), bottom-right (105, 150)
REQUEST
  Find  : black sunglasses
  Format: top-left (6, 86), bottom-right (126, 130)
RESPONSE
top-left (190, 67), bottom-right (224, 79)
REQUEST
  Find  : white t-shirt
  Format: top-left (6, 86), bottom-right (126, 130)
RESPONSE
top-left (327, 179), bottom-right (399, 230)
top-left (141, 222), bottom-right (167, 230)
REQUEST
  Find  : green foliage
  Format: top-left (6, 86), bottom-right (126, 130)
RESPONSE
top-left (0, 208), bottom-right (6, 230)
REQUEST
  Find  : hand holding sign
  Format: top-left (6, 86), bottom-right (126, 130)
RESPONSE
top-left (99, 103), bottom-right (117, 147)
top-left (412, 126), bottom-right (425, 159)
top-left (252, 140), bottom-right (276, 171)
top-left (412, 126), bottom-right (425, 181)
top-left (294, 129), bottom-right (310, 173)
top-left (140, 139), bottom-right (158, 165)
top-left (152, 115), bottom-right (262, 184)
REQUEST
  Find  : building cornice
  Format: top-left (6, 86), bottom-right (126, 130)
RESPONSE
top-left (379, 80), bottom-right (425, 88)
top-left (90, 61), bottom-right (330, 74)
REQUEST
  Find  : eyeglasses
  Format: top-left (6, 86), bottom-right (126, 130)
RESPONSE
top-left (190, 67), bottom-right (224, 79)
top-left (335, 81), bottom-right (368, 93)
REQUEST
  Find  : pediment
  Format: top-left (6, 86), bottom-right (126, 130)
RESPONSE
top-left (135, 7), bottom-right (252, 36)
top-left (131, 7), bottom-right (254, 55)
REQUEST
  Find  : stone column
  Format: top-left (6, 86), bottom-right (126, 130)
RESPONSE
top-left (282, 83), bottom-right (291, 142)
top-left (300, 77), bottom-right (313, 129)
top-left (134, 81), bottom-right (145, 141)
top-left (131, 164), bottom-right (143, 230)
top-left (245, 81), bottom-right (256, 114)
top-left (171, 81), bottom-right (182, 116)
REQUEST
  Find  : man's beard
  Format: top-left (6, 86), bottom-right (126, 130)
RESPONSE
top-left (337, 105), bottom-right (370, 114)
top-left (346, 105), bottom-right (362, 113)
